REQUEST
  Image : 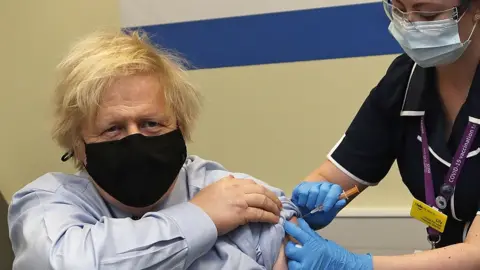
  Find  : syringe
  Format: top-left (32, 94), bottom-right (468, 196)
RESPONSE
top-left (302, 185), bottom-right (359, 218)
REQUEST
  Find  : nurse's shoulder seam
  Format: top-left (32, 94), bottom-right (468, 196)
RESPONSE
top-left (335, 53), bottom-right (414, 140)
top-left (371, 53), bottom-right (414, 99)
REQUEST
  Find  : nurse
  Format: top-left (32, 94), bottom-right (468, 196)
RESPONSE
top-left (284, 0), bottom-right (480, 269)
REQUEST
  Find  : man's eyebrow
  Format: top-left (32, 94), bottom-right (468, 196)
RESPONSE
top-left (141, 112), bottom-right (169, 121)
top-left (95, 114), bottom-right (120, 126)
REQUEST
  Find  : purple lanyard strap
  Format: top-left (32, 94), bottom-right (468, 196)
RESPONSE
top-left (420, 116), bottom-right (479, 242)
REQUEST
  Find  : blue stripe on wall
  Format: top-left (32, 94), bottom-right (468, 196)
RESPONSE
top-left (127, 2), bottom-right (402, 70)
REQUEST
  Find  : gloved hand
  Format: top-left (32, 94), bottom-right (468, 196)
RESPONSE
top-left (284, 218), bottom-right (373, 270)
top-left (291, 181), bottom-right (346, 229)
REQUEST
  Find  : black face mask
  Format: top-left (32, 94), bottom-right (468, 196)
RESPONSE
top-left (83, 129), bottom-right (187, 208)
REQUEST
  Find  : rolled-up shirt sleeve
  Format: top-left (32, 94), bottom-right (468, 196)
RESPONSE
top-left (254, 197), bottom-right (299, 269)
top-left (8, 189), bottom-right (217, 270)
top-left (212, 171), bottom-right (300, 269)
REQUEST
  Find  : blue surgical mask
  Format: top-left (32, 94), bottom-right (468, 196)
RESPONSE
top-left (388, 13), bottom-right (477, 68)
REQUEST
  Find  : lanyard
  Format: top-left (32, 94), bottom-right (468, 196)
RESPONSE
top-left (420, 116), bottom-right (479, 245)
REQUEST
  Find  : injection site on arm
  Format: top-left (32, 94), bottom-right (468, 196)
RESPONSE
top-left (221, 173), bottom-right (301, 269)
top-left (200, 164), bottom-right (301, 269)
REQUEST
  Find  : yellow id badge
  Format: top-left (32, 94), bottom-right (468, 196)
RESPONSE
top-left (410, 198), bottom-right (447, 233)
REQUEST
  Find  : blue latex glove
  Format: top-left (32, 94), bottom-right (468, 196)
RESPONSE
top-left (284, 218), bottom-right (373, 270)
top-left (291, 181), bottom-right (347, 229)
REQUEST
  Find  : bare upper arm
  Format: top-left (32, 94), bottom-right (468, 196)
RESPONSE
top-left (273, 216), bottom-right (299, 270)
top-left (273, 241), bottom-right (288, 270)
top-left (304, 160), bottom-right (368, 201)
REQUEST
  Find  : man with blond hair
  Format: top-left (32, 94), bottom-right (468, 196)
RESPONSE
top-left (7, 30), bottom-right (307, 270)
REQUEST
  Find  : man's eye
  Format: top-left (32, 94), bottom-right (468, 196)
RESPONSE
top-left (104, 126), bottom-right (119, 133)
top-left (143, 121), bottom-right (160, 128)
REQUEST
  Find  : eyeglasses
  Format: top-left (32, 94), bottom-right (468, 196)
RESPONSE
top-left (382, 0), bottom-right (468, 26)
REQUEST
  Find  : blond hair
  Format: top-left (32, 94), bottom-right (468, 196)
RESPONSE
top-left (52, 30), bottom-right (202, 168)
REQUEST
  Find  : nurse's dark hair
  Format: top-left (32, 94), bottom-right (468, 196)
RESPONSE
top-left (455, 0), bottom-right (471, 19)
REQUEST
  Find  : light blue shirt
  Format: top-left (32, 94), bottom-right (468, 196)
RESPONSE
top-left (8, 155), bottom-right (299, 270)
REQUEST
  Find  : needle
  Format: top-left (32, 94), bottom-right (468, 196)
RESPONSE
top-left (301, 185), bottom-right (359, 218)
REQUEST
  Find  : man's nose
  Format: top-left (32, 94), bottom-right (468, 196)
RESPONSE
top-left (126, 124), bottom-right (140, 135)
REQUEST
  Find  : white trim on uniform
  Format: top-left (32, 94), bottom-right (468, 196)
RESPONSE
top-left (469, 147), bottom-right (480, 157)
top-left (400, 63), bottom-right (421, 116)
top-left (416, 136), bottom-right (480, 164)
top-left (469, 116), bottom-right (480, 125)
top-left (400, 111), bottom-right (425, 116)
top-left (416, 136), bottom-right (451, 167)
top-left (327, 134), bottom-right (378, 187)
top-left (327, 134), bottom-right (346, 157)
top-left (450, 193), bottom-right (462, 222)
